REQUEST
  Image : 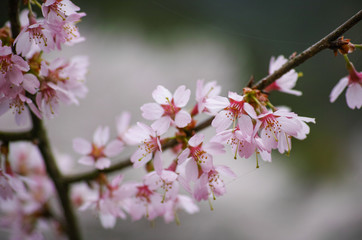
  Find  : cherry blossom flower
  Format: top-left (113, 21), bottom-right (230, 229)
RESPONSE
top-left (257, 109), bottom-right (315, 154)
top-left (193, 165), bottom-right (236, 202)
top-left (264, 55), bottom-right (302, 96)
top-left (36, 57), bottom-right (88, 118)
top-left (73, 126), bottom-right (123, 169)
top-left (192, 79), bottom-right (221, 115)
top-left (178, 134), bottom-right (224, 182)
top-left (46, 12), bottom-right (86, 49)
top-left (9, 142), bottom-right (45, 176)
top-left (14, 16), bottom-right (55, 56)
top-left (123, 182), bottom-right (164, 221)
top-left (0, 41), bottom-right (30, 86)
top-left (0, 73), bottom-right (40, 125)
top-left (141, 85), bottom-right (192, 130)
top-left (330, 62), bottom-right (362, 109)
top-left (144, 170), bottom-right (179, 202)
top-left (205, 91), bottom-right (257, 133)
top-left (42, 0), bottom-right (81, 21)
top-left (126, 122), bottom-right (166, 170)
top-left (211, 115), bottom-right (270, 162)
top-left (79, 175), bottom-right (135, 228)
top-left (163, 194), bottom-right (199, 223)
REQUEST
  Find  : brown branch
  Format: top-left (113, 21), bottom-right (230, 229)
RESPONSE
top-left (8, 1), bottom-right (81, 240)
top-left (253, 9), bottom-right (362, 90)
top-left (0, 130), bottom-right (33, 142)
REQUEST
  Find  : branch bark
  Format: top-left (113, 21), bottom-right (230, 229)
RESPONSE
top-left (253, 10), bottom-right (362, 90)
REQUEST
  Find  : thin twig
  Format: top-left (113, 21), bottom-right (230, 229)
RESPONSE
top-left (253, 10), bottom-right (362, 90)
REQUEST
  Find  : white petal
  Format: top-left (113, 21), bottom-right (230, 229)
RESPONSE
top-left (153, 151), bottom-right (163, 175)
top-left (330, 77), bottom-right (348, 103)
top-left (188, 133), bottom-right (204, 147)
top-left (141, 103), bottom-right (164, 120)
top-left (104, 140), bottom-right (124, 157)
top-left (152, 85), bottom-right (172, 105)
top-left (173, 85), bottom-right (191, 107)
top-left (78, 156), bottom-right (94, 166)
top-left (151, 116), bottom-right (171, 135)
top-left (175, 110), bottom-right (191, 128)
top-left (73, 138), bottom-right (92, 155)
top-left (93, 126), bottom-right (109, 147)
top-left (95, 158), bottom-right (111, 170)
top-left (185, 159), bottom-right (198, 182)
top-left (346, 83), bottom-right (362, 109)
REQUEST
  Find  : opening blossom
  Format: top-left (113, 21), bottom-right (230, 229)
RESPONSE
top-left (73, 126), bottom-right (123, 170)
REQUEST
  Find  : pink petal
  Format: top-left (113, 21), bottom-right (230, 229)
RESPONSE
top-left (152, 85), bottom-right (172, 105)
top-left (7, 68), bottom-right (23, 86)
top-left (238, 114), bottom-right (253, 136)
top-left (204, 142), bottom-right (225, 154)
top-left (330, 76), bottom-right (348, 103)
top-left (153, 151), bottom-right (163, 175)
top-left (243, 102), bottom-right (257, 119)
top-left (93, 126), bottom-right (109, 147)
top-left (151, 116), bottom-right (171, 136)
top-left (141, 103), bottom-right (164, 120)
top-left (215, 165), bottom-right (237, 178)
top-left (177, 148), bottom-right (190, 165)
top-left (199, 153), bottom-right (213, 172)
top-left (95, 157), bottom-right (111, 170)
top-left (22, 73), bottom-right (39, 94)
top-left (73, 138), bottom-right (92, 155)
top-left (116, 112), bottom-right (131, 134)
top-left (78, 156), bottom-right (94, 166)
top-left (228, 91), bottom-right (243, 101)
top-left (279, 88), bottom-right (302, 96)
top-left (131, 149), bottom-right (152, 168)
top-left (177, 195), bottom-right (199, 214)
top-left (104, 140), bottom-right (124, 157)
top-left (205, 96), bottom-right (229, 113)
top-left (346, 83), bottom-right (362, 109)
top-left (11, 55), bottom-right (29, 71)
top-left (188, 133), bottom-right (204, 147)
top-left (175, 110), bottom-right (191, 128)
top-left (185, 158), bottom-right (198, 182)
top-left (212, 110), bottom-right (233, 133)
top-left (173, 85), bottom-right (190, 107)
top-left (160, 170), bottom-right (178, 182)
top-left (99, 214), bottom-right (116, 229)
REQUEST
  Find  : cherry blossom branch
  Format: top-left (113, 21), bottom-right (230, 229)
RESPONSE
top-left (63, 10), bottom-right (362, 184)
top-left (8, 1), bottom-right (81, 240)
top-left (253, 10), bottom-right (362, 90)
top-left (0, 130), bottom-right (33, 142)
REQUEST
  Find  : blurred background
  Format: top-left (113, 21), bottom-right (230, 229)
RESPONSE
top-left (1, 1), bottom-right (362, 239)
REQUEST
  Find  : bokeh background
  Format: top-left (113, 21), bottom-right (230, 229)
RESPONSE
top-left (1, 1), bottom-right (362, 239)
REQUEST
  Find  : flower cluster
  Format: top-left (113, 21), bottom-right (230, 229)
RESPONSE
top-left (0, 142), bottom-right (64, 239)
top-left (71, 72), bottom-right (315, 227)
top-left (0, 0), bottom-right (87, 124)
